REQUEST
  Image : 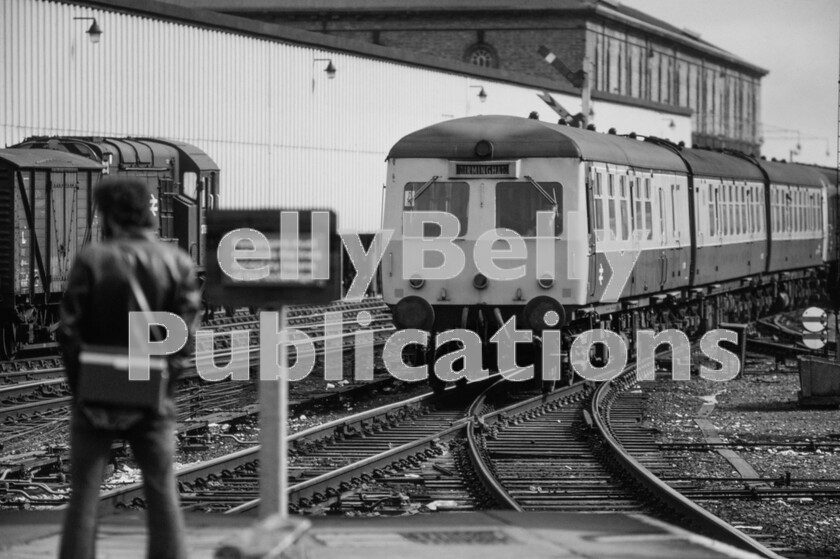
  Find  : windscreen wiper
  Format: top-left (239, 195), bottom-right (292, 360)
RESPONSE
top-left (524, 176), bottom-right (557, 209)
top-left (411, 175), bottom-right (440, 202)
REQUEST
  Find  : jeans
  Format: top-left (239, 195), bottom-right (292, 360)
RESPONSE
top-left (59, 404), bottom-right (187, 559)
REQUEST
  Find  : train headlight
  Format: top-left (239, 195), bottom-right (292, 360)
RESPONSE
top-left (522, 296), bottom-right (566, 331)
top-left (392, 296), bottom-right (435, 331)
top-left (537, 275), bottom-right (554, 289)
top-left (474, 140), bottom-right (493, 158)
top-left (408, 276), bottom-right (425, 289)
top-left (473, 273), bottom-right (489, 290)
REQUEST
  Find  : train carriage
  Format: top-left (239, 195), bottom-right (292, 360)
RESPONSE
top-left (0, 137), bottom-right (220, 358)
top-left (0, 149), bottom-right (103, 355)
top-left (13, 137), bottom-right (220, 272)
top-left (759, 160), bottom-right (825, 274)
top-left (677, 149), bottom-right (768, 287)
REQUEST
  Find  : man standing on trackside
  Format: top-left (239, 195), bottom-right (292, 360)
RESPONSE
top-left (57, 177), bottom-right (200, 559)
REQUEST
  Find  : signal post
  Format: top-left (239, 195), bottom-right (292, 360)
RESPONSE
top-left (205, 209), bottom-right (340, 551)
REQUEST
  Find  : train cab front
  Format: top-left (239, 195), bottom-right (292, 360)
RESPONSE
top-left (381, 167), bottom-right (586, 386)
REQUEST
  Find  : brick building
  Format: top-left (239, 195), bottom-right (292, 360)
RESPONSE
top-left (174, 0), bottom-right (767, 154)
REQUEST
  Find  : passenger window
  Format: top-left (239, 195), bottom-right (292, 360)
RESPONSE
top-left (620, 176), bottom-right (629, 240)
top-left (709, 185), bottom-right (717, 237)
top-left (633, 179), bottom-right (642, 232)
top-left (783, 190), bottom-right (790, 232)
top-left (404, 181), bottom-right (469, 236)
top-left (608, 196), bottom-right (617, 240)
top-left (741, 186), bottom-right (747, 235)
top-left (658, 188), bottom-right (666, 241)
top-left (594, 173), bottom-right (605, 239)
top-left (671, 184), bottom-right (678, 237)
top-left (644, 179), bottom-right (652, 240)
top-left (495, 181), bottom-right (563, 236)
top-left (800, 192), bottom-right (806, 232)
top-left (720, 186), bottom-right (727, 235)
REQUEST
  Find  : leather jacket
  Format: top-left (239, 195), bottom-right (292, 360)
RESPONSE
top-left (58, 228), bottom-right (201, 397)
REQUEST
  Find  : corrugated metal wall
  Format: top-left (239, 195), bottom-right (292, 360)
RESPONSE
top-left (1, 0), bottom-right (690, 232)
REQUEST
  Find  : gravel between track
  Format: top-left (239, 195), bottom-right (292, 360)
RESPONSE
top-left (640, 353), bottom-right (840, 557)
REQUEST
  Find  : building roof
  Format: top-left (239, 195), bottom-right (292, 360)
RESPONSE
top-left (71, 0), bottom-right (691, 117)
top-left (167, 0), bottom-right (766, 75)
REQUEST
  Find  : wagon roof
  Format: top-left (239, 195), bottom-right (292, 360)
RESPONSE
top-left (0, 148), bottom-right (103, 170)
top-left (387, 115), bottom-right (687, 173)
top-left (759, 159), bottom-right (826, 188)
top-left (677, 148), bottom-right (766, 181)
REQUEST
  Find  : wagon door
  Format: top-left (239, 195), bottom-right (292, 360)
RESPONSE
top-left (48, 170), bottom-right (87, 291)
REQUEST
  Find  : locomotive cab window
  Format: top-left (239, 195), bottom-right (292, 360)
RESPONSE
top-left (404, 181), bottom-right (469, 236)
top-left (495, 181), bottom-right (562, 237)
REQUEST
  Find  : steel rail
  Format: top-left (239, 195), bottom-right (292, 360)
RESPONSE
top-left (591, 370), bottom-right (787, 559)
top-left (464, 380), bottom-right (589, 511)
top-left (97, 378), bottom-right (497, 510)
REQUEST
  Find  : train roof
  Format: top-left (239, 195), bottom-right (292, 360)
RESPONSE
top-left (758, 159), bottom-right (825, 188)
top-left (136, 138), bottom-right (220, 172)
top-left (14, 136), bottom-right (219, 173)
top-left (674, 148), bottom-right (766, 181)
top-left (806, 164), bottom-right (838, 189)
top-left (388, 115), bottom-right (687, 173)
top-left (0, 148), bottom-right (103, 170)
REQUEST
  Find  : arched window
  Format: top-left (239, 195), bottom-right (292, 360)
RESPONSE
top-left (465, 44), bottom-right (498, 68)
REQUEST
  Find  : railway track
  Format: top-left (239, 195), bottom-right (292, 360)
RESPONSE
top-left (5, 306), bottom-right (833, 557)
top-left (466, 381), bottom-right (645, 512)
top-left (94, 378), bottom-right (497, 513)
top-left (466, 365), bottom-right (788, 559)
top-left (0, 299), bottom-right (397, 486)
top-left (0, 298), bottom-right (393, 421)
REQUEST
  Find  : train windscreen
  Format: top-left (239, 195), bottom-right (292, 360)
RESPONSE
top-left (495, 181), bottom-right (562, 237)
top-left (403, 181), bottom-right (469, 237)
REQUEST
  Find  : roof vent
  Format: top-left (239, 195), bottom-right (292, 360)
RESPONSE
top-left (682, 28), bottom-right (701, 39)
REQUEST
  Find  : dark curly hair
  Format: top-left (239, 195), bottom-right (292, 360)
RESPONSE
top-left (93, 177), bottom-right (155, 229)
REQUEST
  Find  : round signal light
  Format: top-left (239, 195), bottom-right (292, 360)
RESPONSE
top-left (408, 276), bottom-right (425, 289)
top-left (537, 275), bottom-right (554, 289)
top-left (522, 296), bottom-right (566, 332)
top-left (473, 273), bottom-right (489, 290)
top-left (392, 296), bottom-right (435, 331)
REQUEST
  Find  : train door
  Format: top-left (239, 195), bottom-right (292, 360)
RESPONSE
top-left (47, 170), bottom-right (85, 292)
top-left (627, 173), bottom-right (638, 296)
top-left (631, 173), bottom-right (659, 296)
top-left (199, 174), bottom-right (215, 269)
top-left (656, 178), bottom-right (668, 290)
top-left (587, 164), bottom-right (600, 299)
top-left (157, 176), bottom-right (176, 242)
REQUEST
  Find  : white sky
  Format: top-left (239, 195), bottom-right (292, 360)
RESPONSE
top-left (619, 0), bottom-right (840, 167)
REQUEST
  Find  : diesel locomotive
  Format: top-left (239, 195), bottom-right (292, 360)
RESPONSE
top-left (381, 115), bottom-right (838, 381)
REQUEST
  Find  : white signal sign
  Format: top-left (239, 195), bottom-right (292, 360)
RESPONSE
top-left (802, 307), bottom-right (828, 333)
top-left (801, 307), bottom-right (828, 350)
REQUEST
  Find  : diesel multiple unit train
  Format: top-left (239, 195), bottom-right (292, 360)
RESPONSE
top-left (382, 115), bottom-right (839, 378)
top-left (0, 137), bottom-right (219, 357)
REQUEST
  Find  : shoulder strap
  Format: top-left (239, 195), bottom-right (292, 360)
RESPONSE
top-left (126, 262), bottom-right (163, 342)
